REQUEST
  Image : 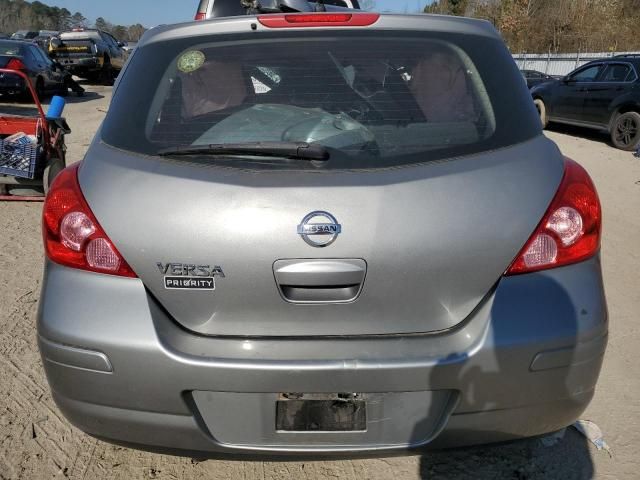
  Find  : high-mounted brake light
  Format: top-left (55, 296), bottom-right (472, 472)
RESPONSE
top-left (258, 13), bottom-right (380, 28)
top-left (6, 58), bottom-right (26, 70)
top-left (42, 163), bottom-right (137, 278)
top-left (506, 158), bottom-right (601, 275)
top-left (195, 12), bottom-right (206, 21)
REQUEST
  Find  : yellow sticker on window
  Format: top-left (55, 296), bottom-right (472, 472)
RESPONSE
top-left (177, 50), bottom-right (205, 73)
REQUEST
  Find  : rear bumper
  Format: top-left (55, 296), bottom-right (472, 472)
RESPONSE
top-left (55, 57), bottom-right (101, 75)
top-left (37, 257), bottom-right (608, 456)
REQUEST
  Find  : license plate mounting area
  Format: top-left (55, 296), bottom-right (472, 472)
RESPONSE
top-left (276, 393), bottom-right (366, 432)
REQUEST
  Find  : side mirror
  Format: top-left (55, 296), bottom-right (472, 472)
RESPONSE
top-left (118, 42), bottom-right (125, 48)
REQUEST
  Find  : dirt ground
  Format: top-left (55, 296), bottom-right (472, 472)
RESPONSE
top-left (1, 85), bottom-right (639, 480)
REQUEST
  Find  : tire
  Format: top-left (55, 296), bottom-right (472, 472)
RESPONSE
top-left (533, 98), bottom-right (548, 129)
top-left (43, 157), bottom-right (66, 195)
top-left (35, 77), bottom-right (45, 101)
top-left (101, 57), bottom-right (114, 86)
top-left (610, 111), bottom-right (640, 151)
top-left (19, 77), bottom-right (44, 103)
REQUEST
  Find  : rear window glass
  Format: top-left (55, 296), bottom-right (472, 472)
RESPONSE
top-left (0, 42), bottom-right (22, 56)
top-left (60, 31), bottom-right (101, 41)
top-left (103, 32), bottom-right (538, 169)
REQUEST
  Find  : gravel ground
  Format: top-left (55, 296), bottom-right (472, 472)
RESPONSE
top-left (1, 85), bottom-right (638, 479)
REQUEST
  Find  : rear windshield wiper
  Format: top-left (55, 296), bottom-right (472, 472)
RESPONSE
top-left (158, 142), bottom-right (329, 161)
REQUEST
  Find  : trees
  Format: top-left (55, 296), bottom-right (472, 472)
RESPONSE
top-left (71, 11), bottom-right (88, 29)
top-left (0, 1), bottom-right (146, 42)
top-left (424, 0), bottom-right (640, 53)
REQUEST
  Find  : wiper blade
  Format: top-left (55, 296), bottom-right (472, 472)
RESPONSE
top-left (158, 142), bottom-right (329, 161)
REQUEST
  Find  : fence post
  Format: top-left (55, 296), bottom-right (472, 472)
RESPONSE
top-left (546, 47), bottom-right (551, 74)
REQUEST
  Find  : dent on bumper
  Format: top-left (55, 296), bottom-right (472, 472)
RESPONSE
top-left (37, 256), bottom-right (608, 454)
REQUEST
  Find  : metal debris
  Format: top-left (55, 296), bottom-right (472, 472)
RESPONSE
top-left (572, 420), bottom-right (612, 457)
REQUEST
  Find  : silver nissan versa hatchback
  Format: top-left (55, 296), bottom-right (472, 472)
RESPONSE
top-left (38, 10), bottom-right (608, 457)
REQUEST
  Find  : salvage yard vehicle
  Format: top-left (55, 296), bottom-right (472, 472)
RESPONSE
top-left (11, 30), bottom-right (39, 40)
top-left (49, 29), bottom-right (128, 83)
top-left (195, 0), bottom-right (360, 19)
top-left (0, 39), bottom-right (66, 99)
top-left (38, 4), bottom-right (608, 457)
top-left (520, 69), bottom-right (556, 89)
top-left (532, 54), bottom-right (640, 150)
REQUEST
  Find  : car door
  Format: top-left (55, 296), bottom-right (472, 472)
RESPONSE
top-left (100, 32), bottom-right (124, 69)
top-left (551, 63), bottom-right (604, 121)
top-left (23, 45), bottom-right (49, 87)
top-left (33, 45), bottom-right (63, 90)
top-left (582, 62), bottom-right (637, 125)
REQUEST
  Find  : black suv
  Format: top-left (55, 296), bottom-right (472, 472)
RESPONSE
top-left (531, 55), bottom-right (640, 150)
top-left (49, 29), bottom-right (128, 83)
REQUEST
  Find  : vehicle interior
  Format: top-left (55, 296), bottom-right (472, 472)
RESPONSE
top-left (148, 39), bottom-right (494, 162)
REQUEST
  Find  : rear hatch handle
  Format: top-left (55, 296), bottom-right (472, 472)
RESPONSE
top-left (273, 259), bottom-right (367, 304)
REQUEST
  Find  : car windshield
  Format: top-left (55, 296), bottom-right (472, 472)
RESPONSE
top-left (102, 32), bottom-right (538, 169)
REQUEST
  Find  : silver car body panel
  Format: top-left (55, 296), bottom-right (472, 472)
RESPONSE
top-left (38, 13), bottom-right (607, 456)
top-left (39, 256), bottom-right (607, 454)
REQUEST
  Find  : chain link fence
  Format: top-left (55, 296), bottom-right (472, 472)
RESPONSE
top-left (512, 52), bottom-right (640, 77)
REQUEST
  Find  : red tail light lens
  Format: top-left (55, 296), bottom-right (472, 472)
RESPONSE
top-left (258, 13), bottom-right (380, 28)
top-left (6, 58), bottom-right (26, 70)
top-left (43, 163), bottom-right (137, 278)
top-left (506, 158), bottom-right (601, 275)
top-left (195, 12), bottom-right (206, 21)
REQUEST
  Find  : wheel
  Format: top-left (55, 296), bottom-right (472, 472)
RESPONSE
top-left (57, 81), bottom-right (69, 97)
top-left (35, 77), bottom-right (45, 101)
top-left (610, 111), bottom-right (640, 151)
top-left (533, 98), bottom-right (548, 129)
top-left (101, 57), bottom-right (114, 86)
top-left (43, 157), bottom-right (66, 194)
top-left (19, 77), bottom-right (44, 103)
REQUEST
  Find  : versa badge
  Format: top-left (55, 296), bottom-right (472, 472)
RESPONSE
top-left (157, 262), bottom-right (225, 290)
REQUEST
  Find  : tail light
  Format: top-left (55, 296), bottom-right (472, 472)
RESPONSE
top-left (42, 163), bottom-right (137, 278)
top-left (6, 58), bottom-right (26, 70)
top-left (258, 13), bottom-right (380, 28)
top-left (506, 158), bottom-right (601, 275)
top-left (195, 12), bottom-right (206, 21)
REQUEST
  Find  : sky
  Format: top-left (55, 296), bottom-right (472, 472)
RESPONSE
top-left (43, 0), bottom-right (431, 28)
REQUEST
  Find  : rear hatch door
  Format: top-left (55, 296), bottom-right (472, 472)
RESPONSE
top-left (81, 137), bottom-right (563, 337)
top-left (82, 19), bottom-right (559, 337)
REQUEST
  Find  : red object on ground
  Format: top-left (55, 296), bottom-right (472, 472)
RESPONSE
top-left (0, 67), bottom-right (57, 201)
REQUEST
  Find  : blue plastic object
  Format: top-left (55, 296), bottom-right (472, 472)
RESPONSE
top-left (46, 96), bottom-right (66, 119)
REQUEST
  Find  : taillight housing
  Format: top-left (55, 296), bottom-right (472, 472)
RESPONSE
top-left (42, 163), bottom-right (137, 278)
top-left (258, 13), bottom-right (380, 28)
top-left (506, 158), bottom-right (601, 275)
top-left (195, 12), bottom-right (206, 21)
top-left (6, 58), bottom-right (26, 70)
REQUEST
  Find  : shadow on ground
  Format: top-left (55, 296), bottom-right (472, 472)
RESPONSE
top-left (418, 430), bottom-right (594, 479)
top-left (546, 122), bottom-right (612, 148)
top-left (410, 272), bottom-right (599, 479)
top-left (0, 92), bottom-right (105, 114)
